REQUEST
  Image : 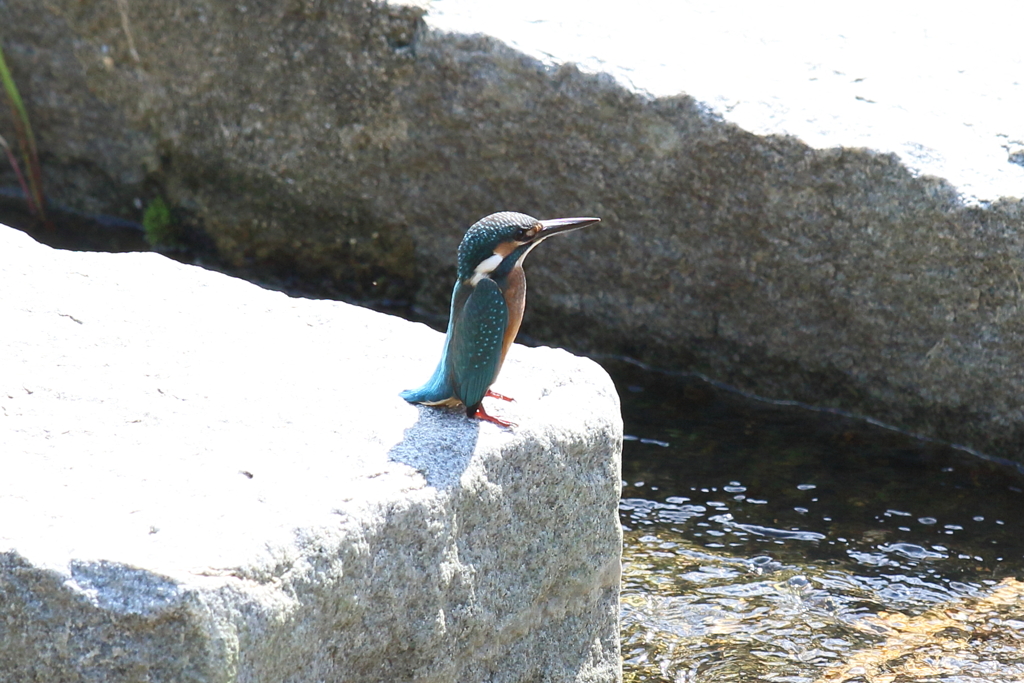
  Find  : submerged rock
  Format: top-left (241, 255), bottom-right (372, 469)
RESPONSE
top-left (0, 225), bottom-right (623, 682)
top-left (2, 0), bottom-right (1024, 460)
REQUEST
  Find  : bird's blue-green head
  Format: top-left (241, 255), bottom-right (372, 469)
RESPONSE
top-left (456, 211), bottom-right (600, 284)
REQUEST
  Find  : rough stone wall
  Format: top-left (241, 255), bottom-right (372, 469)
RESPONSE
top-left (2, 0), bottom-right (1023, 460)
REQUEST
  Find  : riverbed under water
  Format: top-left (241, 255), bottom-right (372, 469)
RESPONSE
top-left (607, 359), bottom-right (1024, 683)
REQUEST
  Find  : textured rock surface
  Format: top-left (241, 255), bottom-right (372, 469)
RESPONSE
top-left (425, 1), bottom-right (1024, 203)
top-left (2, 0), bottom-right (1024, 460)
top-left (0, 224), bottom-right (623, 682)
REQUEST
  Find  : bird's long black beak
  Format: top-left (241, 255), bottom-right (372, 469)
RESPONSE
top-left (537, 216), bottom-right (601, 239)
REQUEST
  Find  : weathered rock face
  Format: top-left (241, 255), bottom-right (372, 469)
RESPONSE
top-left (2, 0), bottom-right (1024, 461)
top-left (0, 224), bottom-right (623, 683)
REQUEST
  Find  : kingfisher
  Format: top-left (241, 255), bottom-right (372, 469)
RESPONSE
top-left (401, 211), bottom-right (600, 427)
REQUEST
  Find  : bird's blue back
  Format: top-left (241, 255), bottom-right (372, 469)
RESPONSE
top-left (400, 277), bottom-right (509, 409)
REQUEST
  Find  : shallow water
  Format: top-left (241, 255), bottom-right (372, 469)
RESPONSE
top-left (606, 359), bottom-right (1024, 683)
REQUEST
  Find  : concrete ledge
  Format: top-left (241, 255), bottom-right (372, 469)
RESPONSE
top-left (0, 225), bottom-right (623, 682)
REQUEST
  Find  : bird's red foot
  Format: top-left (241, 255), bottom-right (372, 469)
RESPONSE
top-left (485, 389), bottom-right (515, 402)
top-left (470, 404), bottom-right (517, 428)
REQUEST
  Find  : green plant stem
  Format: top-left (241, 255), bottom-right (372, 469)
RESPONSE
top-left (0, 41), bottom-right (46, 221)
top-left (0, 132), bottom-right (38, 216)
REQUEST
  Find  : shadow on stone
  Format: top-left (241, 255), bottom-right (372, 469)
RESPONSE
top-left (387, 404), bottom-right (481, 490)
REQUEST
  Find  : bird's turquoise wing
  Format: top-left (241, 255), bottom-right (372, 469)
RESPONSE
top-left (400, 281), bottom-right (464, 405)
top-left (449, 278), bottom-right (509, 409)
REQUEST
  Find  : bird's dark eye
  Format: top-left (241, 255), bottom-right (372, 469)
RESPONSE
top-left (513, 228), bottom-right (528, 241)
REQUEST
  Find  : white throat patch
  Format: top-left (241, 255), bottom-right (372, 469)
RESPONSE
top-left (469, 253), bottom-right (503, 285)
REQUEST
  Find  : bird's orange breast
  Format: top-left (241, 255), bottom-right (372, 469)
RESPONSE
top-left (499, 265), bottom-right (526, 370)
